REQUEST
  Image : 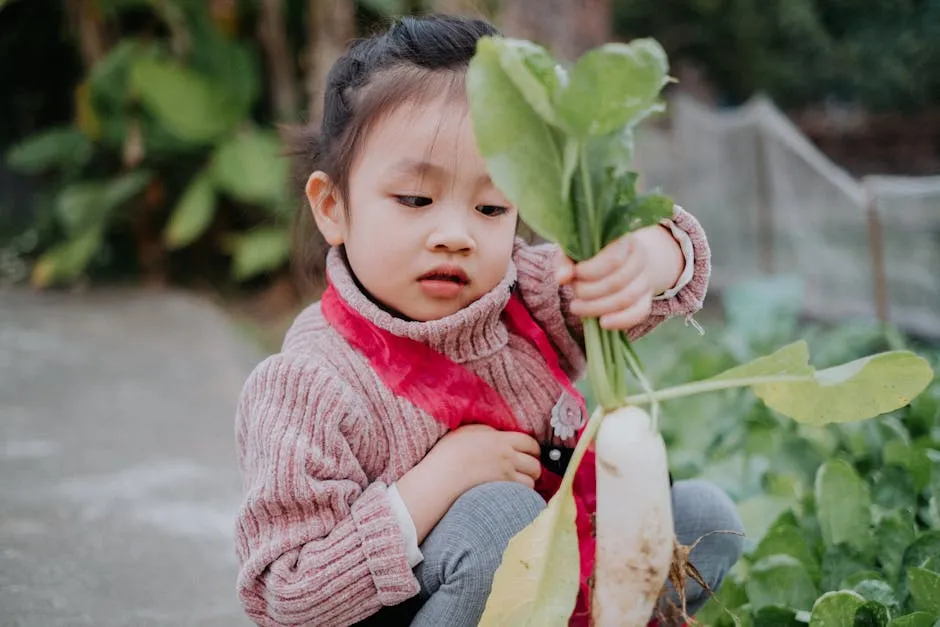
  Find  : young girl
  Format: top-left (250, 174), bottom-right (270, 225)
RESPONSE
top-left (235, 14), bottom-right (743, 627)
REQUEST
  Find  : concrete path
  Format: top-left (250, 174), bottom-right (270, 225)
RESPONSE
top-left (1, 287), bottom-right (263, 627)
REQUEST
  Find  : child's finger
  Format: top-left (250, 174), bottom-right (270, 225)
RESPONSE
top-left (572, 237), bottom-right (635, 281)
top-left (573, 252), bottom-right (642, 300)
top-left (570, 278), bottom-right (649, 318)
top-left (554, 253), bottom-right (576, 285)
top-left (600, 298), bottom-right (652, 330)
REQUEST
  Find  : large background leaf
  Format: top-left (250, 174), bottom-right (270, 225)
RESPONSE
top-left (130, 57), bottom-right (234, 144)
top-left (210, 130), bottom-right (288, 208)
top-left (164, 171), bottom-right (216, 249)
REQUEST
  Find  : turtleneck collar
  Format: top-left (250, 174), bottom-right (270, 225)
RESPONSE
top-left (325, 247), bottom-right (516, 363)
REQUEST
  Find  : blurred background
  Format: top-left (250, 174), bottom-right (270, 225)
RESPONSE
top-left (1, 1), bottom-right (938, 626)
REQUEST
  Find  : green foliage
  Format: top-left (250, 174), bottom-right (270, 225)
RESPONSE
top-left (632, 276), bottom-right (940, 626)
top-left (612, 0), bottom-right (940, 111)
top-left (3, 1), bottom-right (290, 287)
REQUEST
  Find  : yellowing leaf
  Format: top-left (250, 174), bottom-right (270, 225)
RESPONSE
top-left (710, 341), bottom-right (933, 425)
top-left (479, 488), bottom-right (580, 627)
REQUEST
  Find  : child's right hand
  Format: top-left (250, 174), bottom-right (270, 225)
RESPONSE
top-left (428, 424), bottom-right (542, 491)
top-left (396, 425), bottom-right (542, 542)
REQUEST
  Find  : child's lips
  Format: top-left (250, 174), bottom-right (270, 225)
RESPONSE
top-left (417, 266), bottom-right (470, 298)
top-left (418, 278), bottom-right (466, 298)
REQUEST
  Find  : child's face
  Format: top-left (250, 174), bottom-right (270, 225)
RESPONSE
top-left (318, 93), bottom-right (518, 321)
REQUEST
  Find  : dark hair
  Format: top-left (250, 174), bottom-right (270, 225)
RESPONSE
top-left (288, 14), bottom-right (500, 286)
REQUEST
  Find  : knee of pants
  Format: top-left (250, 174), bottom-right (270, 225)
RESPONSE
top-left (444, 482), bottom-right (546, 577)
top-left (672, 479), bottom-right (745, 589)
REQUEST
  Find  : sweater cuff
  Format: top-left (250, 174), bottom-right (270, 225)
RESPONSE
top-left (648, 204), bottom-right (711, 319)
top-left (386, 483), bottom-right (424, 568)
top-left (652, 218), bottom-right (695, 301)
top-left (350, 482), bottom-right (421, 605)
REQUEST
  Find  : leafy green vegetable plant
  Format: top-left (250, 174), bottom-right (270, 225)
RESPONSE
top-left (465, 35), bottom-right (936, 626)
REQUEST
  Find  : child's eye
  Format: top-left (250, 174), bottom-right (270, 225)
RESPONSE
top-left (477, 205), bottom-right (508, 217)
top-left (396, 195), bottom-right (433, 208)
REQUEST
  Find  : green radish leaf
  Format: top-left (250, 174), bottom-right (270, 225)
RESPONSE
top-left (586, 127), bottom-right (636, 179)
top-left (752, 521), bottom-right (821, 584)
top-left (809, 590), bottom-right (866, 627)
top-left (494, 38), bottom-right (563, 126)
top-left (694, 576), bottom-right (748, 625)
top-left (853, 580), bottom-right (900, 613)
top-left (30, 228), bottom-right (103, 287)
top-left (736, 495), bottom-right (795, 544)
top-left (899, 532), bottom-right (940, 597)
top-left (211, 130), bottom-right (288, 208)
top-left (164, 171), bottom-right (216, 249)
top-left (875, 513), bottom-right (917, 584)
top-left (468, 37), bottom-right (578, 259)
top-left (130, 57), bottom-right (234, 144)
top-left (843, 571), bottom-right (886, 588)
top-left (887, 612), bottom-right (939, 627)
top-left (871, 465), bottom-right (917, 512)
top-left (555, 39), bottom-right (670, 137)
top-left (815, 460), bottom-right (871, 552)
top-left (822, 544), bottom-right (874, 592)
top-left (753, 606), bottom-right (802, 625)
top-left (601, 192), bottom-right (673, 246)
top-left (854, 601), bottom-right (890, 627)
top-left (708, 341), bottom-right (934, 425)
top-left (478, 489), bottom-right (579, 626)
top-left (747, 554), bottom-right (818, 612)
top-left (225, 227), bottom-right (291, 281)
top-left (908, 568), bottom-right (940, 615)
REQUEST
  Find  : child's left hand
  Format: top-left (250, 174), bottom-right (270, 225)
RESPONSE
top-left (555, 226), bottom-right (683, 331)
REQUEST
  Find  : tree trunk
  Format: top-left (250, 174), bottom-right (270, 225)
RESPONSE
top-left (258, 0), bottom-right (300, 121)
top-left (65, 0), bottom-right (108, 70)
top-left (499, 0), bottom-right (611, 62)
top-left (306, 0), bottom-right (355, 122)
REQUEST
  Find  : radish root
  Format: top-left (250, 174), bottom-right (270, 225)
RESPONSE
top-left (655, 531), bottom-right (745, 626)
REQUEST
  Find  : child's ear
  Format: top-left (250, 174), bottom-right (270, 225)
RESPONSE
top-left (306, 171), bottom-right (345, 246)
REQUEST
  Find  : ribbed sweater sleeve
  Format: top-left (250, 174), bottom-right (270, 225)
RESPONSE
top-left (234, 354), bottom-right (419, 626)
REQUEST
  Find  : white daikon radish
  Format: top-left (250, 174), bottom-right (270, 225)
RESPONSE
top-left (592, 405), bottom-right (674, 627)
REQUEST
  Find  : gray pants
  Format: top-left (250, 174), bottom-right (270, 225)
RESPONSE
top-left (358, 479), bottom-right (744, 627)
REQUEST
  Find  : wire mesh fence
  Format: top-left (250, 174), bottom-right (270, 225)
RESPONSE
top-left (637, 94), bottom-right (940, 339)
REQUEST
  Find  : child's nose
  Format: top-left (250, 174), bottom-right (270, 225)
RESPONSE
top-left (427, 215), bottom-right (475, 253)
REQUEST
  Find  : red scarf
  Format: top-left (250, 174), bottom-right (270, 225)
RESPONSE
top-left (321, 283), bottom-right (596, 624)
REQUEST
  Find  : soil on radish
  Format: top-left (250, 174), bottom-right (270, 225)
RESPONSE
top-left (591, 510), bottom-right (672, 625)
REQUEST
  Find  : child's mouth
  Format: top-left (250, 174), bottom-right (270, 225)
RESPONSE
top-left (418, 267), bottom-right (470, 298)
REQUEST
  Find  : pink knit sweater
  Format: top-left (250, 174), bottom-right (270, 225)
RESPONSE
top-left (234, 209), bottom-right (711, 626)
